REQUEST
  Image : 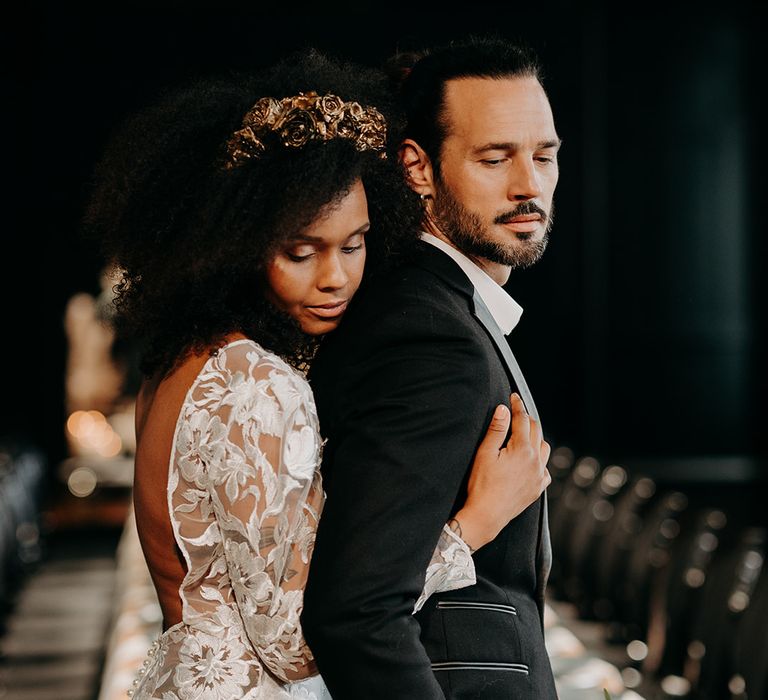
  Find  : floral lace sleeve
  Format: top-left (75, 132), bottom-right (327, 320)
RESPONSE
top-left (204, 343), bottom-right (474, 682)
top-left (415, 524), bottom-right (476, 613)
top-left (130, 340), bottom-right (477, 699)
top-left (207, 347), bottom-right (324, 683)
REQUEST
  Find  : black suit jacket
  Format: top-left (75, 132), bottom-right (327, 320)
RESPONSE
top-left (301, 242), bottom-right (556, 699)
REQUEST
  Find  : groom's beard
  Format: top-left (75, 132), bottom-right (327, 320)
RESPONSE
top-left (431, 178), bottom-right (552, 269)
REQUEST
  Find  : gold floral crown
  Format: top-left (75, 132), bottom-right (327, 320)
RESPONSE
top-left (223, 91), bottom-right (387, 168)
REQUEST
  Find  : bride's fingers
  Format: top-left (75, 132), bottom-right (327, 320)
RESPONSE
top-left (529, 414), bottom-right (543, 449)
top-left (477, 403), bottom-right (511, 455)
top-left (508, 393), bottom-right (530, 445)
top-left (540, 439), bottom-right (552, 467)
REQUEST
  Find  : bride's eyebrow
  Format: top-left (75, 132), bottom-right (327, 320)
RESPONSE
top-left (289, 234), bottom-right (324, 243)
top-left (289, 223), bottom-right (370, 243)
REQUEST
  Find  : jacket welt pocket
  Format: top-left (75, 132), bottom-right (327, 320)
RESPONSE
top-left (431, 661), bottom-right (529, 675)
top-left (436, 600), bottom-right (518, 615)
top-left (424, 599), bottom-right (525, 663)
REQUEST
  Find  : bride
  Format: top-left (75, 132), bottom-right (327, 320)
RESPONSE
top-left (84, 49), bottom-right (551, 699)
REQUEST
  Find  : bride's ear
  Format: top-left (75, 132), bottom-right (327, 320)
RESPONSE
top-left (399, 139), bottom-right (435, 199)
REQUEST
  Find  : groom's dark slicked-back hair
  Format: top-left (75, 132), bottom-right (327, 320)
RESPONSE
top-left (387, 36), bottom-right (543, 173)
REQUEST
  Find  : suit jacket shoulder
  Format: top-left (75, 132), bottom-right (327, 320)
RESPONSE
top-left (309, 242), bottom-right (490, 430)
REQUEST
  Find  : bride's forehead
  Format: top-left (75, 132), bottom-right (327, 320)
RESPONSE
top-left (302, 182), bottom-right (370, 243)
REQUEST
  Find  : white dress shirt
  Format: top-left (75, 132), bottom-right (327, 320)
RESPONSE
top-left (420, 232), bottom-right (523, 335)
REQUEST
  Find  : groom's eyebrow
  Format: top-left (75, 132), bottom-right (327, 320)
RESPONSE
top-left (474, 138), bottom-right (562, 153)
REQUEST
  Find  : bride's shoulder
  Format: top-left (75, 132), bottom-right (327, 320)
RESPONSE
top-left (195, 339), bottom-right (315, 433)
top-left (207, 338), bottom-right (312, 404)
top-left (213, 337), bottom-right (294, 377)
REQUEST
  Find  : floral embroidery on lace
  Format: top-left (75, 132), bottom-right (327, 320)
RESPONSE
top-left (130, 340), bottom-right (475, 699)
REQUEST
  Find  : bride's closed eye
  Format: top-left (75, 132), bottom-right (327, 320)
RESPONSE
top-left (286, 248), bottom-right (316, 262)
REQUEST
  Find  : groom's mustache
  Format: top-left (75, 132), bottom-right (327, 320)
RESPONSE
top-left (494, 201), bottom-right (548, 225)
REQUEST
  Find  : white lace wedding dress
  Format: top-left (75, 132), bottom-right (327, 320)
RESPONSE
top-left (130, 339), bottom-right (475, 699)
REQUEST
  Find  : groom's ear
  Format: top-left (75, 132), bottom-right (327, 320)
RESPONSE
top-left (398, 139), bottom-right (435, 198)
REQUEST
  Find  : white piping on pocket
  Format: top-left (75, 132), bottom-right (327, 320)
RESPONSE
top-left (431, 661), bottom-right (529, 674)
top-left (435, 600), bottom-right (518, 615)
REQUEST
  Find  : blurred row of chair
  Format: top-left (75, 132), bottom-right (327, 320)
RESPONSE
top-left (546, 447), bottom-right (767, 700)
top-left (0, 442), bottom-right (45, 614)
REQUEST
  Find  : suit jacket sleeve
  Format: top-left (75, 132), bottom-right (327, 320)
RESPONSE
top-left (301, 300), bottom-right (492, 698)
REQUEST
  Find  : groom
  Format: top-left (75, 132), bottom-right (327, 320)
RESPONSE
top-left (302, 37), bottom-right (560, 699)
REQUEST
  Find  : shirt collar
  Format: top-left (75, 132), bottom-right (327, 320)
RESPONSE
top-left (420, 232), bottom-right (523, 335)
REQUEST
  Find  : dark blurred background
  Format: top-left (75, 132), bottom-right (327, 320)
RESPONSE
top-left (2, 3), bottom-right (767, 698)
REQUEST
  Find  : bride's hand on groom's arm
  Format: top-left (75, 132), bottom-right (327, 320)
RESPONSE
top-left (451, 393), bottom-right (551, 552)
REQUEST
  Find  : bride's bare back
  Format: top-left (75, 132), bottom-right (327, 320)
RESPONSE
top-left (133, 348), bottom-right (211, 630)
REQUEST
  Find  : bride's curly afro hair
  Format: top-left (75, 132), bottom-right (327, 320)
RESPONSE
top-left (84, 48), bottom-right (420, 377)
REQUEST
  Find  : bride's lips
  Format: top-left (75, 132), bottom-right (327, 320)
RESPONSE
top-left (499, 214), bottom-right (542, 234)
top-left (306, 300), bottom-right (349, 319)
